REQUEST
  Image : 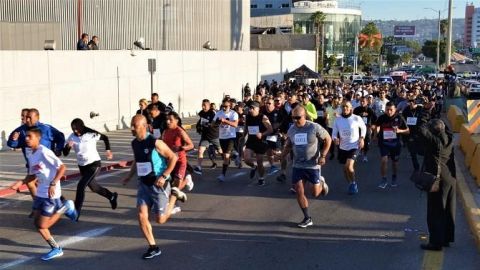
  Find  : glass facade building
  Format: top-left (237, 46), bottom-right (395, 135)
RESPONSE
top-left (252, 0), bottom-right (362, 63)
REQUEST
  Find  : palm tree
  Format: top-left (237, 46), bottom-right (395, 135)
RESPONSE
top-left (311, 11), bottom-right (327, 73)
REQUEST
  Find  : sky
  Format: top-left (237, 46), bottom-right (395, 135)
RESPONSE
top-left (357, 0), bottom-right (465, 21)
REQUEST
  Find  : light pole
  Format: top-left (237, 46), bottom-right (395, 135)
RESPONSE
top-left (445, 0), bottom-right (454, 66)
top-left (425, 8), bottom-right (443, 78)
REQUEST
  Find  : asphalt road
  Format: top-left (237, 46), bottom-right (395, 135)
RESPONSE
top-left (0, 130), bottom-right (479, 270)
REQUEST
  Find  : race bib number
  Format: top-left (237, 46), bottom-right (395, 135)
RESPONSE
top-left (200, 118), bottom-right (209, 125)
top-left (136, 162), bottom-right (152, 177)
top-left (362, 117), bottom-right (368, 124)
top-left (266, 135), bottom-right (277, 142)
top-left (294, 133), bottom-right (308, 145)
top-left (383, 129), bottom-right (397, 140)
top-left (340, 129), bottom-right (352, 139)
top-left (248, 126), bottom-right (260, 135)
top-left (220, 125), bottom-right (230, 137)
top-left (317, 111), bottom-right (324, 117)
top-left (406, 117), bottom-right (417, 126)
top-left (153, 129), bottom-right (161, 139)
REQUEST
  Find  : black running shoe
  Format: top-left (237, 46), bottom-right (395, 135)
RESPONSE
top-left (297, 217), bottom-right (313, 228)
top-left (249, 166), bottom-right (257, 179)
top-left (210, 163), bottom-right (217, 169)
top-left (258, 179), bottom-right (265, 186)
top-left (110, 192), bottom-right (118, 210)
top-left (276, 174), bottom-right (286, 182)
top-left (142, 246), bottom-right (161, 259)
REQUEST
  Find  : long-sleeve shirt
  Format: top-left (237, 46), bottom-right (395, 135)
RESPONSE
top-left (7, 122), bottom-right (65, 162)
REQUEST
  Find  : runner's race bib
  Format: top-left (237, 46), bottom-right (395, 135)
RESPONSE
top-left (153, 129), bottom-right (161, 139)
top-left (136, 162), bottom-right (153, 176)
top-left (383, 128), bottom-right (397, 140)
top-left (266, 135), bottom-right (277, 142)
top-left (200, 118), bottom-right (209, 125)
top-left (219, 125), bottom-right (230, 137)
top-left (294, 133), bottom-right (308, 145)
top-left (340, 129), bottom-right (352, 139)
top-left (406, 117), bottom-right (417, 126)
top-left (248, 126), bottom-right (260, 135)
top-left (317, 111), bottom-right (324, 117)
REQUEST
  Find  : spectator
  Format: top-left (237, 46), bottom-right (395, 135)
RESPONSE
top-left (77, 33), bottom-right (89, 50)
top-left (88, 36), bottom-right (99, 50)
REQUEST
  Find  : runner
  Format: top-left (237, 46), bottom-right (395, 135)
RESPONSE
top-left (63, 118), bottom-right (118, 221)
top-left (353, 96), bottom-right (377, 162)
top-left (26, 127), bottom-right (77, 261)
top-left (332, 101), bottom-right (366, 195)
top-left (213, 98), bottom-right (239, 182)
top-left (402, 98), bottom-right (424, 172)
top-left (281, 106), bottom-right (332, 228)
top-left (194, 99), bottom-right (221, 174)
top-left (262, 97), bottom-right (285, 174)
top-left (375, 102), bottom-right (410, 188)
top-left (244, 101), bottom-right (273, 186)
top-left (233, 102), bottom-right (247, 168)
top-left (149, 104), bottom-right (165, 139)
top-left (122, 115), bottom-right (187, 259)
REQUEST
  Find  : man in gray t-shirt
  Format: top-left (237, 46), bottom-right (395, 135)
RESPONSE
top-left (282, 106), bottom-right (332, 228)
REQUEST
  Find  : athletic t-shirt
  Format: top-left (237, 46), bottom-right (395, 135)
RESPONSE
top-left (131, 135), bottom-right (168, 184)
top-left (162, 127), bottom-right (186, 162)
top-left (28, 145), bottom-right (62, 199)
top-left (375, 114), bottom-right (408, 147)
top-left (213, 110), bottom-right (238, 139)
top-left (198, 109), bottom-right (218, 140)
top-left (67, 132), bottom-right (102, 166)
top-left (287, 121), bottom-right (329, 169)
top-left (332, 114), bottom-right (367, 151)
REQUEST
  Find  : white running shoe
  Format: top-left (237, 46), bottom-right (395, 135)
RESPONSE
top-left (185, 174), bottom-right (194, 191)
top-left (320, 176), bottom-right (329, 196)
top-left (171, 206), bottom-right (182, 215)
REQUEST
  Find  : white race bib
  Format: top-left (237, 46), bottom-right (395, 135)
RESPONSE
top-left (220, 125), bottom-right (230, 137)
top-left (383, 129), bottom-right (397, 140)
top-left (136, 162), bottom-right (152, 177)
top-left (294, 133), bottom-right (308, 145)
top-left (406, 117), bottom-right (417, 126)
top-left (317, 111), bottom-right (324, 117)
top-left (153, 129), bottom-right (161, 139)
top-left (266, 135), bottom-right (277, 142)
top-left (248, 126), bottom-right (260, 135)
top-left (200, 118), bottom-right (209, 125)
top-left (340, 129), bottom-right (352, 139)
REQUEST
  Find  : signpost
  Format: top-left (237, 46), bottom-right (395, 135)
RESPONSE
top-left (148, 58), bottom-right (156, 95)
top-left (393, 26), bottom-right (416, 37)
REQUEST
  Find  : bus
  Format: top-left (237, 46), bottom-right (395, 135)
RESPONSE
top-left (390, 71), bottom-right (408, 82)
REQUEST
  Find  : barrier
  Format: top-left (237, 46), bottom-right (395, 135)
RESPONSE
top-left (467, 100), bottom-right (480, 134)
top-left (447, 105), bottom-right (466, 132)
top-left (470, 148), bottom-right (480, 186)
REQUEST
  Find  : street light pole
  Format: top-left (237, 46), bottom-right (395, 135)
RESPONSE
top-left (445, 0), bottom-right (453, 66)
top-left (436, 10), bottom-right (441, 78)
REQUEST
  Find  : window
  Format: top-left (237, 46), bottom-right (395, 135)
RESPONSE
top-left (250, 4), bottom-right (257, 8)
top-left (281, 3), bottom-right (290, 8)
top-left (265, 4), bottom-right (273, 8)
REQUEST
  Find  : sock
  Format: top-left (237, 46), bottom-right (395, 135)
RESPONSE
top-left (46, 237), bottom-right (59, 249)
top-left (149, 244), bottom-right (158, 249)
top-left (382, 176), bottom-right (387, 181)
top-left (301, 207), bottom-right (309, 219)
top-left (222, 164), bottom-right (228, 175)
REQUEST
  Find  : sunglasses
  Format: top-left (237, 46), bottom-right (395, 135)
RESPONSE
top-left (266, 103), bottom-right (272, 105)
top-left (292, 115), bottom-right (303, 120)
top-left (274, 100), bottom-right (281, 102)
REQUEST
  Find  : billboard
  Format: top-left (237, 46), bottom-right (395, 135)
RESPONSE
top-left (394, 26), bottom-right (416, 37)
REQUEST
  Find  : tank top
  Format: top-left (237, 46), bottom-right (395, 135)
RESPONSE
top-left (246, 113), bottom-right (267, 141)
top-left (131, 134), bottom-right (167, 185)
top-left (162, 127), bottom-right (186, 162)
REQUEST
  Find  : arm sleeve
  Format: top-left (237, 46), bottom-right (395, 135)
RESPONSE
top-left (7, 126), bottom-right (24, 148)
top-left (50, 126), bottom-right (65, 153)
top-left (63, 134), bottom-right (73, 156)
top-left (86, 128), bottom-right (111, 151)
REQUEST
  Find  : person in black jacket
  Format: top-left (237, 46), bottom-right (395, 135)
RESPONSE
top-left (418, 110), bottom-right (456, 251)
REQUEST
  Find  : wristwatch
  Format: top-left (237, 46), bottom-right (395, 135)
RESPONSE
top-left (161, 174), bottom-right (170, 180)
top-left (50, 181), bottom-right (57, 186)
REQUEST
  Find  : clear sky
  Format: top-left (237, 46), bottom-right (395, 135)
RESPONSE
top-left (358, 0), bottom-right (465, 21)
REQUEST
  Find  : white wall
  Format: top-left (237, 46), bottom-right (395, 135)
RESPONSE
top-left (0, 50), bottom-right (315, 150)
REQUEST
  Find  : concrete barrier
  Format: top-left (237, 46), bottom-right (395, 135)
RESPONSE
top-left (447, 105), bottom-right (466, 132)
top-left (470, 148), bottom-right (480, 187)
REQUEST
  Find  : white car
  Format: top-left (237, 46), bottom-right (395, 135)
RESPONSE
top-left (378, 76), bottom-right (394, 84)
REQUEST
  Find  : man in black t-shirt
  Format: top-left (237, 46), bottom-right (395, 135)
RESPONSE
top-left (193, 99), bottom-right (221, 175)
top-left (353, 97), bottom-right (377, 162)
top-left (375, 102), bottom-right (409, 189)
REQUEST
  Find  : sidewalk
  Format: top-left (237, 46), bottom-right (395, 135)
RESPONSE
top-left (0, 117), bottom-right (197, 197)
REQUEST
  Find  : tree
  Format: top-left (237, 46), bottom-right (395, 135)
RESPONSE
top-left (325, 54), bottom-right (337, 68)
top-left (386, 53), bottom-right (400, 67)
top-left (422, 40), bottom-right (446, 65)
top-left (311, 11), bottom-right (327, 72)
top-left (359, 22), bottom-right (382, 68)
top-left (400, 53), bottom-right (412, 64)
top-left (440, 19), bottom-right (448, 37)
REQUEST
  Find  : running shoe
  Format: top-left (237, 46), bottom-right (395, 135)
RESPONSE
top-left (63, 200), bottom-right (78, 221)
top-left (378, 178), bottom-right (388, 189)
top-left (210, 163), bottom-right (218, 169)
top-left (171, 187), bottom-right (188, 203)
top-left (171, 206), bottom-right (182, 215)
top-left (289, 187), bottom-right (297, 194)
top-left (185, 174), bottom-right (194, 191)
top-left (320, 177), bottom-right (329, 196)
top-left (110, 192), bottom-right (118, 210)
top-left (348, 183), bottom-right (359, 195)
top-left (276, 173), bottom-right (286, 183)
top-left (391, 176), bottom-right (398, 187)
top-left (41, 247), bottom-right (63, 261)
top-left (258, 179), bottom-right (265, 186)
top-left (234, 155), bottom-right (240, 167)
top-left (193, 166), bottom-right (203, 175)
top-left (217, 174), bottom-right (225, 182)
top-left (142, 246), bottom-right (161, 259)
top-left (268, 165), bottom-right (280, 175)
top-left (249, 166), bottom-right (257, 179)
top-left (297, 217), bottom-right (313, 228)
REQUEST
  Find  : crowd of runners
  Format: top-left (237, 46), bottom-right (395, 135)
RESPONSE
top-left (6, 76), bottom-right (449, 260)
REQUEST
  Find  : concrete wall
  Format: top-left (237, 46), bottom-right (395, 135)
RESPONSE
top-left (0, 22), bottom-right (62, 50)
top-left (0, 50), bottom-right (315, 149)
top-left (250, 14), bottom-right (294, 27)
top-left (251, 34), bottom-right (316, 50)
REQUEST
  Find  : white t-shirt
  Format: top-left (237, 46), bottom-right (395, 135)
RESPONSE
top-left (67, 132), bottom-right (102, 166)
top-left (332, 114), bottom-right (367, 151)
top-left (214, 110), bottom-right (238, 139)
top-left (28, 145), bottom-right (63, 199)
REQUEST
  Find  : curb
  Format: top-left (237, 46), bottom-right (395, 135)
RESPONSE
top-left (455, 154), bottom-right (480, 252)
top-left (0, 160), bottom-right (133, 198)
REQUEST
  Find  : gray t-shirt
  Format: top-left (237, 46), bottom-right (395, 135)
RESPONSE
top-left (287, 121), bottom-right (329, 169)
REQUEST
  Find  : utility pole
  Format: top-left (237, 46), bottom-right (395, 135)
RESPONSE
top-left (445, 0), bottom-right (453, 66)
top-left (436, 10), bottom-right (441, 78)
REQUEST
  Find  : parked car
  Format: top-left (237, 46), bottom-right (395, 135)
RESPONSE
top-left (378, 76), bottom-right (394, 84)
top-left (467, 82), bottom-right (480, 99)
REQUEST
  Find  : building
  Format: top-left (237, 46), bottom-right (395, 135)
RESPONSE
top-left (251, 0), bottom-right (362, 63)
top-left (0, 0), bottom-right (250, 51)
top-left (465, 3), bottom-right (474, 47)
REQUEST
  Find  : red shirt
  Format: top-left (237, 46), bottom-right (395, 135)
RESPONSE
top-left (162, 127), bottom-right (186, 162)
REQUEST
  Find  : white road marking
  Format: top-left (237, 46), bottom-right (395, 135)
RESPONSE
top-left (0, 226), bottom-right (112, 269)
